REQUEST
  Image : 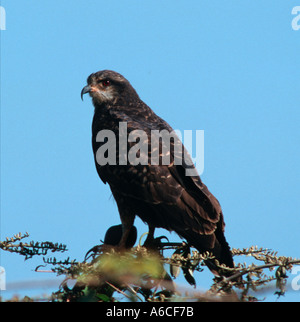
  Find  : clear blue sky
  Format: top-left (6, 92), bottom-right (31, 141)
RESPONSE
top-left (1, 1), bottom-right (299, 301)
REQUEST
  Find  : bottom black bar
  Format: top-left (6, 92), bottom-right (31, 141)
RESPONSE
top-left (91, 302), bottom-right (241, 320)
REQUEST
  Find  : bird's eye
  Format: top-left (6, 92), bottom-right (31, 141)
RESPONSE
top-left (102, 80), bottom-right (111, 87)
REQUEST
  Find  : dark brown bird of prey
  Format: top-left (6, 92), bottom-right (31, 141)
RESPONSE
top-left (81, 70), bottom-right (234, 274)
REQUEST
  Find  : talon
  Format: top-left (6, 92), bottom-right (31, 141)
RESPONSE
top-left (144, 235), bottom-right (169, 250)
top-left (84, 245), bottom-right (103, 262)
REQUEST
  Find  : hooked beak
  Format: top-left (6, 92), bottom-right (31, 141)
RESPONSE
top-left (81, 85), bottom-right (91, 101)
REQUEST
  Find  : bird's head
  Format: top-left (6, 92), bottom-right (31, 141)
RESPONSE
top-left (81, 70), bottom-right (139, 106)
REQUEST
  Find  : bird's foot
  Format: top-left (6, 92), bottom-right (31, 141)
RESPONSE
top-left (84, 244), bottom-right (122, 262)
top-left (143, 235), bottom-right (169, 250)
top-left (84, 245), bottom-right (104, 262)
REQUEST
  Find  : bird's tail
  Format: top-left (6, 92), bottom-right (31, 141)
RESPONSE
top-left (180, 229), bottom-right (234, 277)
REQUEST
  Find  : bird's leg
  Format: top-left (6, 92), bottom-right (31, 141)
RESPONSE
top-left (118, 211), bottom-right (135, 249)
top-left (143, 224), bottom-right (156, 248)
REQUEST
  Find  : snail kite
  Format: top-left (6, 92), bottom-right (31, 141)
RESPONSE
top-left (81, 70), bottom-right (234, 274)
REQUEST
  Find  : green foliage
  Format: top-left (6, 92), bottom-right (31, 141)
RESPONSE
top-left (1, 233), bottom-right (300, 302)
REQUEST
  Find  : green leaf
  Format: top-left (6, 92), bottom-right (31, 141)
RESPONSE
top-left (96, 293), bottom-right (111, 302)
